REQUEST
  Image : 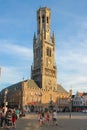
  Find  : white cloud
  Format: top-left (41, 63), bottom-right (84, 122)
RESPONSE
top-left (55, 19), bottom-right (87, 94)
top-left (0, 66), bottom-right (31, 91)
top-left (58, 74), bottom-right (87, 94)
top-left (1, 66), bottom-right (22, 82)
top-left (0, 40), bottom-right (33, 91)
top-left (0, 40), bottom-right (33, 60)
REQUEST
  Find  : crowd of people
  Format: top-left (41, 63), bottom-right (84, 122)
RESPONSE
top-left (37, 109), bottom-right (58, 127)
top-left (0, 106), bottom-right (20, 129)
top-left (0, 106), bottom-right (58, 129)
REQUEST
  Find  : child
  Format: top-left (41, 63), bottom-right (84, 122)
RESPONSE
top-left (45, 111), bottom-right (50, 125)
top-left (12, 110), bottom-right (17, 129)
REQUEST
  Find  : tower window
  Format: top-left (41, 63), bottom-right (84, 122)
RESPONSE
top-left (47, 48), bottom-right (49, 56)
top-left (47, 17), bottom-right (49, 23)
top-left (47, 47), bottom-right (51, 57)
top-left (42, 15), bottom-right (45, 23)
top-left (49, 49), bottom-right (51, 56)
top-left (38, 16), bottom-right (40, 24)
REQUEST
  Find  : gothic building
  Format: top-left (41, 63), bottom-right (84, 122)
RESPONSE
top-left (31, 7), bottom-right (57, 91)
top-left (0, 7), bottom-right (70, 111)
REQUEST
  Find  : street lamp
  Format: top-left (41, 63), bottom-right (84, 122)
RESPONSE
top-left (49, 93), bottom-right (54, 112)
top-left (69, 89), bottom-right (72, 118)
top-left (69, 97), bottom-right (72, 118)
top-left (39, 92), bottom-right (42, 111)
top-left (58, 95), bottom-right (60, 112)
top-left (4, 89), bottom-right (8, 107)
top-left (18, 91), bottom-right (21, 109)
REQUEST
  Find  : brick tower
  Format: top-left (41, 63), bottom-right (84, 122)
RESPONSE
top-left (31, 7), bottom-right (57, 91)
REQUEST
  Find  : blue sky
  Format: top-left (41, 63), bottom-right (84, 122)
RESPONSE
top-left (0, 0), bottom-right (87, 94)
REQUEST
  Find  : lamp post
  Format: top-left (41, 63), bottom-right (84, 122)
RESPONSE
top-left (4, 89), bottom-right (8, 107)
top-left (49, 93), bottom-right (54, 112)
top-left (39, 92), bottom-right (42, 110)
top-left (69, 97), bottom-right (72, 118)
top-left (57, 95), bottom-right (60, 112)
top-left (18, 91), bottom-right (21, 109)
top-left (35, 92), bottom-right (39, 112)
top-left (69, 89), bottom-right (72, 118)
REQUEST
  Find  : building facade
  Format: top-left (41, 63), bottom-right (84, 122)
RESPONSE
top-left (72, 92), bottom-right (87, 112)
top-left (0, 7), bottom-right (70, 111)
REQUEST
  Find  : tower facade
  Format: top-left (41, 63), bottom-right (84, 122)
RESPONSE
top-left (31, 7), bottom-right (57, 91)
top-left (0, 7), bottom-right (69, 109)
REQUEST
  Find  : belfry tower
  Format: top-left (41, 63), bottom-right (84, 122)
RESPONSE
top-left (31, 7), bottom-right (57, 91)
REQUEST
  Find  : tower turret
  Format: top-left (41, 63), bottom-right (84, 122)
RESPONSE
top-left (52, 31), bottom-right (55, 44)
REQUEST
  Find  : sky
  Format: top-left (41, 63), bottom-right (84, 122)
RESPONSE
top-left (0, 0), bottom-right (87, 94)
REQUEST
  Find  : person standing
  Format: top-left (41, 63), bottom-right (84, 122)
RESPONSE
top-left (12, 110), bottom-right (17, 129)
top-left (45, 111), bottom-right (50, 125)
top-left (37, 111), bottom-right (43, 127)
top-left (52, 110), bottom-right (58, 125)
top-left (15, 108), bottom-right (19, 119)
top-left (0, 109), bottom-right (6, 128)
top-left (5, 109), bottom-right (12, 129)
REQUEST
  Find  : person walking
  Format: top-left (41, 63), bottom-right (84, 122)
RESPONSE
top-left (5, 109), bottom-right (12, 129)
top-left (0, 108), bottom-right (6, 128)
top-left (12, 110), bottom-right (17, 129)
top-left (45, 111), bottom-right (50, 125)
top-left (15, 108), bottom-right (19, 119)
top-left (37, 111), bottom-right (43, 127)
top-left (52, 110), bottom-right (58, 125)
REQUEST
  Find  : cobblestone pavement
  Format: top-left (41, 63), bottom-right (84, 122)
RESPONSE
top-left (2, 112), bottom-right (87, 130)
top-left (17, 112), bottom-right (87, 130)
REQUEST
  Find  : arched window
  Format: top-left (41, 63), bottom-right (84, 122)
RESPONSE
top-left (46, 47), bottom-right (51, 57)
top-left (47, 48), bottom-right (49, 56)
top-left (49, 48), bottom-right (51, 56)
top-left (42, 15), bottom-right (45, 23)
top-left (38, 16), bottom-right (40, 24)
top-left (47, 17), bottom-right (49, 23)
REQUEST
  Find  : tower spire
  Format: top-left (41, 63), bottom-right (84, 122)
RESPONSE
top-left (33, 32), bottom-right (36, 44)
top-left (52, 31), bottom-right (55, 44)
